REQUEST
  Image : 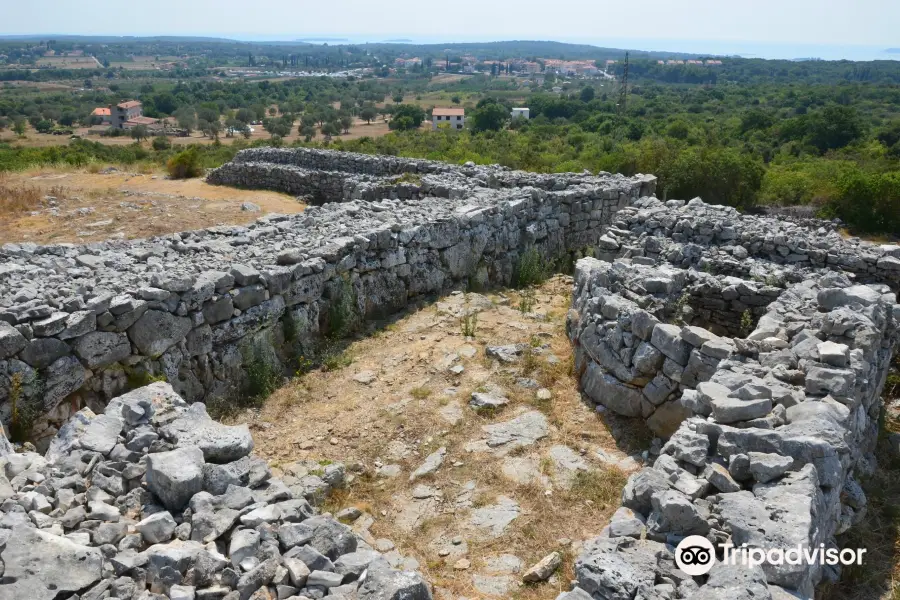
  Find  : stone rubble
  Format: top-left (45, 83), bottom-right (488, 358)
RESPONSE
top-left (0, 382), bottom-right (431, 600)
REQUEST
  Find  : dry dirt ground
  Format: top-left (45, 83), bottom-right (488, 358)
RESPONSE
top-left (241, 277), bottom-right (649, 600)
top-left (0, 169), bottom-right (304, 244)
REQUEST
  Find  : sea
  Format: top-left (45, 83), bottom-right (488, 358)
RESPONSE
top-left (262, 34), bottom-right (899, 62)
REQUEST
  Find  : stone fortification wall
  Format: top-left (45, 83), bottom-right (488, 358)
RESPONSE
top-left (0, 149), bottom-right (654, 450)
top-left (564, 197), bottom-right (900, 600)
top-left (597, 197), bottom-right (900, 286)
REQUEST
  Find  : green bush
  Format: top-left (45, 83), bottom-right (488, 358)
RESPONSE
top-left (515, 247), bottom-right (548, 288)
top-left (152, 136), bottom-right (172, 151)
top-left (166, 147), bottom-right (203, 179)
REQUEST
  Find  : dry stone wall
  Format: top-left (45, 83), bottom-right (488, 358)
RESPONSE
top-left (565, 197), bottom-right (900, 600)
top-left (0, 149), bottom-right (654, 451)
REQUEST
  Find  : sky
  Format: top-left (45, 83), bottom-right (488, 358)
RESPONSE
top-left (2, 0), bottom-right (899, 59)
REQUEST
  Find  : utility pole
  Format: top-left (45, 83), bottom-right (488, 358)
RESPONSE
top-left (617, 51), bottom-right (630, 118)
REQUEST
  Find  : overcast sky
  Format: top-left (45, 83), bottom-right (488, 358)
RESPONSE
top-left (3, 0), bottom-right (898, 50)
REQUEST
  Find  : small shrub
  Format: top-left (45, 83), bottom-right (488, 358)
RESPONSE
top-left (515, 247), bottom-right (548, 288)
top-left (410, 386), bottom-right (432, 400)
top-left (152, 136), bottom-right (172, 151)
top-left (322, 347), bottom-right (354, 371)
top-left (125, 367), bottom-right (167, 390)
top-left (740, 310), bottom-right (754, 337)
top-left (166, 147), bottom-right (203, 179)
top-left (519, 287), bottom-right (537, 314)
top-left (8, 373), bottom-right (42, 443)
top-left (243, 340), bottom-right (282, 401)
top-left (669, 292), bottom-right (692, 325)
top-left (327, 275), bottom-right (360, 339)
top-left (460, 310), bottom-right (478, 337)
top-left (393, 172), bottom-right (422, 185)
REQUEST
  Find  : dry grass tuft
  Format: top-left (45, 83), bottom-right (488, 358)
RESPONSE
top-left (0, 173), bottom-right (43, 216)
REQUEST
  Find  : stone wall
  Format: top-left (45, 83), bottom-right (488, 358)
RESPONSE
top-left (564, 198), bottom-right (900, 599)
top-left (0, 149), bottom-right (655, 450)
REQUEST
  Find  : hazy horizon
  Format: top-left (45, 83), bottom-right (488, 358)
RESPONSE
top-left (2, 0), bottom-right (898, 61)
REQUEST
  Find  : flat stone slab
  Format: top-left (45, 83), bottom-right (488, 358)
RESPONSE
top-left (469, 495), bottom-right (520, 538)
top-left (0, 525), bottom-right (103, 600)
top-left (482, 411), bottom-right (549, 452)
top-left (162, 403), bottom-right (253, 463)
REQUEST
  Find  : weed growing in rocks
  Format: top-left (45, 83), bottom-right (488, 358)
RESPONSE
top-left (668, 292), bottom-right (692, 325)
top-left (740, 309), bottom-right (754, 337)
top-left (327, 275), bottom-right (361, 339)
top-left (516, 247), bottom-right (549, 288)
top-left (8, 373), bottom-right (42, 443)
top-left (459, 295), bottom-right (480, 337)
top-left (236, 339), bottom-right (283, 407)
top-left (124, 367), bottom-right (167, 390)
top-left (519, 287), bottom-right (537, 314)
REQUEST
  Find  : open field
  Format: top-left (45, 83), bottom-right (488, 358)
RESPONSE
top-left (36, 55), bottom-right (101, 69)
top-left (0, 116), bottom-right (401, 149)
top-left (0, 168), bottom-right (304, 244)
top-left (242, 279), bottom-right (647, 599)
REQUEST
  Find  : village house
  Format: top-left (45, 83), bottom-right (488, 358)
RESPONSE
top-left (91, 107), bottom-right (111, 125)
top-left (111, 100), bottom-right (144, 129)
top-left (432, 107), bottom-right (465, 130)
top-left (511, 107), bottom-right (530, 119)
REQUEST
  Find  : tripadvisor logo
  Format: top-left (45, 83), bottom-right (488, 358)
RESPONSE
top-left (674, 536), bottom-right (867, 576)
top-left (675, 536), bottom-right (716, 576)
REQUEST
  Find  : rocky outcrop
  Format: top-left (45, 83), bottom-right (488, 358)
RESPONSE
top-left (565, 198), bottom-right (899, 599)
top-left (0, 149), bottom-right (654, 449)
top-left (0, 382), bottom-right (431, 600)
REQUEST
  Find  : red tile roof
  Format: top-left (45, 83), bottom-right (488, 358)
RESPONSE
top-left (432, 107), bottom-right (465, 116)
top-left (117, 100), bottom-right (142, 109)
top-left (91, 107), bottom-right (111, 116)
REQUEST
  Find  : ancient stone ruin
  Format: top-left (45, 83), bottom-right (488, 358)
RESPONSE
top-left (564, 197), bottom-right (899, 599)
top-left (0, 148), bottom-right (897, 599)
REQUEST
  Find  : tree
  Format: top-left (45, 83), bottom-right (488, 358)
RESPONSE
top-left (130, 125), bottom-right (149, 142)
top-left (359, 106), bottom-right (377, 124)
top-left (34, 119), bottom-right (53, 134)
top-left (579, 86), bottom-right (595, 103)
top-left (392, 93), bottom-right (404, 103)
top-left (805, 105), bottom-right (866, 153)
top-left (451, 95), bottom-right (461, 104)
top-left (236, 108), bottom-right (255, 124)
top-left (264, 117), bottom-right (291, 138)
top-left (388, 104), bottom-right (425, 131)
top-left (174, 107), bottom-right (196, 133)
top-left (321, 121), bottom-right (340, 137)
top-left (339, 115), bottom-right (353, 134)
top-left (470, 100), bottom-right (508, 132)
top-left (300, 123), bottom-right (317, 142)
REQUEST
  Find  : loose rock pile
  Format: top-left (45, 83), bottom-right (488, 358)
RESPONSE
top-left (565, 198), bottom-right (899, 599)
top-left (0, 381), bottom-right (431, 600)
top-left (0, 149), bottom-right (654, 449)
